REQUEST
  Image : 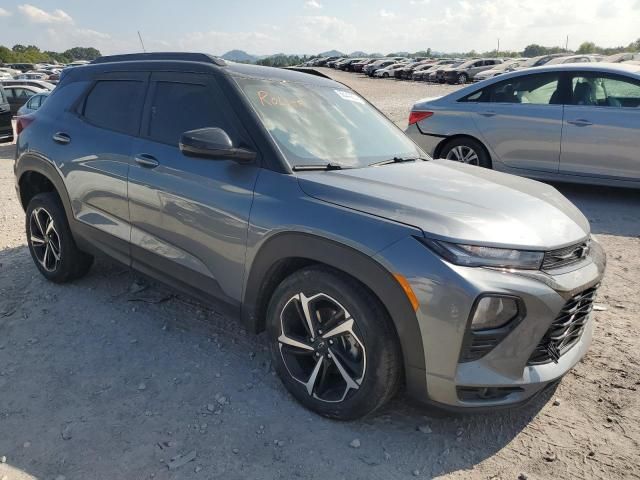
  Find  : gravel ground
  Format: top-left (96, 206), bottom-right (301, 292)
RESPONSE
top-left (0, 70), bottom-right (639, 480)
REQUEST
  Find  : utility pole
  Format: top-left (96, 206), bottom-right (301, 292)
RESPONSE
top-left (565, 35), bottom-right (569, 52)
top-left (497, 38), bottom-right (500, 56)
top-left (138, 31), bottom-right (146, 53)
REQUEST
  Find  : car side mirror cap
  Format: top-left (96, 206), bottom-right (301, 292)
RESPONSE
top-left (179, 127), bottom-right (256, 163)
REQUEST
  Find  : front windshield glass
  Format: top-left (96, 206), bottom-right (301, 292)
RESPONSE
top-left (236, 77), bottom-right (422, 168)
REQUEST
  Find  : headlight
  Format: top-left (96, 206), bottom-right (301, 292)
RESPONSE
top-left (418, 238), bottom-right (544, 270)
top-left (470, 296), bottom-right (520, 330)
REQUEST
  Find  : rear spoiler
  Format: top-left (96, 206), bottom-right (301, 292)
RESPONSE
top-left (282, 67), bottom-right (332, 79)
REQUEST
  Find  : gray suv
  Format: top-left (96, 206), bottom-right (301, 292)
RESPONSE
top-left (14, 53), bottom-right (605, 419)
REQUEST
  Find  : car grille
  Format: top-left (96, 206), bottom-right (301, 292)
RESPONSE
top-left (528, 285), bottom-right (598, 365)
top-left (542, 240), bottom-right (590, 271)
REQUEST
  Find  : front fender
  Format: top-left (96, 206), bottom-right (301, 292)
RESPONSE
top-left (241, 231), bottom-right (428, 396)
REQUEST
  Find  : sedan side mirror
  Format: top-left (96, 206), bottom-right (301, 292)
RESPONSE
top-left (179, 127), bottom-right (256, 163)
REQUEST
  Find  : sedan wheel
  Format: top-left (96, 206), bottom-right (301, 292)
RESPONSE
top-left (446, 145), bottom-right (480, 165)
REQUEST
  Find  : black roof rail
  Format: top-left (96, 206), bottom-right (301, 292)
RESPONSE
top-left (92, 52), bottom-right (226, 66)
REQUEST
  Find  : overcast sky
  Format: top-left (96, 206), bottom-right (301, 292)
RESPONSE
top-left (0, 0), bottom-right (639, 55)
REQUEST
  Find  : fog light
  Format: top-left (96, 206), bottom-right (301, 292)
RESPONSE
top-left (470, 296), bottom-right (519, 330)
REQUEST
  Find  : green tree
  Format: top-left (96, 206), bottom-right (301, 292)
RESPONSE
top-left (577, 41), bottom-right (596, 54)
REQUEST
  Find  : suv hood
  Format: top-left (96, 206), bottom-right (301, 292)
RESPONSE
top-left (297, 161), bottom-right (589, 250)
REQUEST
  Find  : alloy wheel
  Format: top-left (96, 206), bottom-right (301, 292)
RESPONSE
top-left (446, 145), bottom-right (480, 165)
top-left (29, 207), bottom-right (61, 272)
top-left (277, 292), bottom-right (367, 403)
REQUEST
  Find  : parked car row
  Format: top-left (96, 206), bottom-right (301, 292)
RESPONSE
top-left (303, 52), bottom-right (639, 85)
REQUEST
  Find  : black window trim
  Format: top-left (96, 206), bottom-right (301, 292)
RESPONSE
top-left (566, 70), bottom-right (640, 110)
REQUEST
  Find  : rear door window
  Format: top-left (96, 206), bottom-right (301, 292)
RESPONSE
top-left (570, 74), bottom-right (640, 108)
top-left (81, 80), bottom-right (146, 135)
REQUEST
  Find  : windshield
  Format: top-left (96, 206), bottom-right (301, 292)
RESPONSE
top-left (236, 78), bottom-right (422, 169)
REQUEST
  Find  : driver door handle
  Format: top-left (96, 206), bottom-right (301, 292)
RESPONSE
top-left (478, 110), bottom-right (497, 117)
top-left (135, 154), bottom-right (159, 168)
top-left (568, 119), bottom-right (593, 127)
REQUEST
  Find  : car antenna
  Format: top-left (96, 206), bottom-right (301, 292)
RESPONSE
top-left (138, 31), bottom-right (146, 53)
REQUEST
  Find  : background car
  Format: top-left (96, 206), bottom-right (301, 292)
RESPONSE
top-left (413, 60), bottom-right (458, 81)
top-left (546, 54), bottom-right (603, 65)
top-left (16, 91), bottom-right (49, 116)
top-left (352, 58), bottom-right (378, 72)
top-left (365, 59), bottom-right (396, 76)
top-left (473, 58), bottom-right (528, 82)
top-left (397, 59), bottom-right (436, 79)
top-left (0, 79), bottom-right (56, 91)
top-left (374, 62), bottom-right (407, 78)
top-left (405, 63), bottom-right (640, 187)
top-left (0, 86), bottom-right (12, 142)
top-left (15, 72), bottom-right (49, 80)
top-left (444, 58), bottom-right (503, 84)
top-left (511, 53), bottom-right (570, 70)
top-left (604, 52), bottom-right (640, 63)
top-left (2, 85), bottom-right (45, 115)
top-left (431, 60), bottom-right (466, 82)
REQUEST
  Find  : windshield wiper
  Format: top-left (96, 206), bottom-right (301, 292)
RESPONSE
top-left (292, 163), bottom-right (346, 171)
top-left (369, 156), bottom-right (425, 167)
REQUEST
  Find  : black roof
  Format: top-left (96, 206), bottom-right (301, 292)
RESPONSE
top-left (86, 52), bottom-right (340, 87)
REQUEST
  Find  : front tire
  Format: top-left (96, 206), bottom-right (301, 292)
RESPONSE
top-left (26, 192), bottom-right (93, 283)
top-left (267, 266), bottom-right (402, 420)
top-left (440, 137), bottom-right (491, 168)
top-left (458, 73), bottom-right (468, 84)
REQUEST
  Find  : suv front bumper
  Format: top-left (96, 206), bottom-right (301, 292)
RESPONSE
top-left (375, 235), bottom-right (606, 409)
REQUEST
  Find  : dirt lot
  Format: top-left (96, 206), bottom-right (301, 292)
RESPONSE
top-left (0, 69), bottom-right (639, 480)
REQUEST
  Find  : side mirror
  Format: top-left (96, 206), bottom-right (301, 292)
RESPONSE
top-left (179, 127), bottom-right (256, 163)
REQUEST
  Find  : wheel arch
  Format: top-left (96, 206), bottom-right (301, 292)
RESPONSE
top-left (16, 153), bottom-right (74, 223)
top-left (434, 134), bottom-right (493, 167)
top-left (241, 232), bottom-right (428, 386)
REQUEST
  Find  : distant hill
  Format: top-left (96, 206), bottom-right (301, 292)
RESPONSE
top-left (221, 50), bottom-right (258, 63)
top-left (319, 50), bottom-right (345, 57)
top-left (349, 51), bottom-right (368, 57)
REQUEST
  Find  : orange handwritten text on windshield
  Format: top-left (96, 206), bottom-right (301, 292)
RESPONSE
top-left (258, 90), bottom-right (304, 108)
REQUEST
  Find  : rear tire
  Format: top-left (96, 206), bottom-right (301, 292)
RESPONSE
top-left (26, 192), bottom-right (93, 283)
top-left (440, 137), bottom-right (491, 168)
top-left (458, 73), bottom-right (468, 84)
top-left (267, 266), bottom-right (403, 420)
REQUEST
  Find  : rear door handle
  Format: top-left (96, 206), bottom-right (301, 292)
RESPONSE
top-left (479, 110), bottom-right (497, 117)
top-left (567, 119), bottom-right (593, 127)
top-left (135, 154), bottom-right (159, 168)
top-left (52, 132), bottom-right (71, 144)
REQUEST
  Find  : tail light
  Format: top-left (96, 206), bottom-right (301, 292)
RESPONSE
top-left (408, 111), bottom-right (433, 125)
top-left (16, 114), bottom-right (35, 135)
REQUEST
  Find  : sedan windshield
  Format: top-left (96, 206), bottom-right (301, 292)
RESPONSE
top-left (236, 78), bottom-right (422, 169)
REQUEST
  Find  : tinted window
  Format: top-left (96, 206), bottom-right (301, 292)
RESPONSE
top-left (483, 73), bottom-right (560, 104)
top-left (0, 88), bottom-right (6, 103)
top-left (147, 81), bottom-right (230, 146)
top-left (571, 74), bottom-right (640, 108)
top-left (82, 80), bottom-right (146, 135)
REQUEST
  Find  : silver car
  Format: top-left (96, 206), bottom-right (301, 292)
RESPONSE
top-left (406, 63), bottom-right (640, 188)
top-left (16, 91), bottom-right (49, 116)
